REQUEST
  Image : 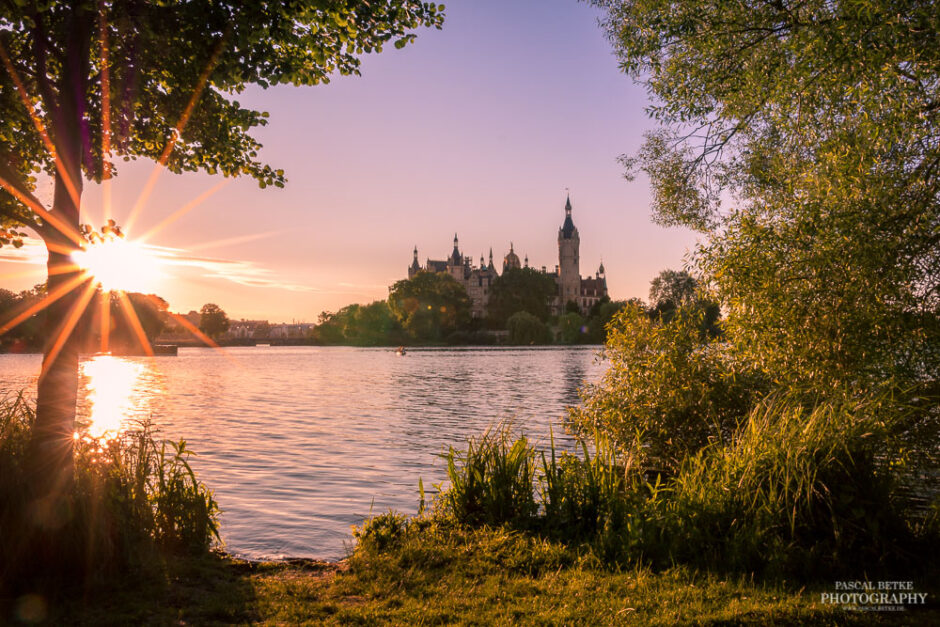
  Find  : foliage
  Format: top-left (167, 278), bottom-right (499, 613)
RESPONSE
top-left (436, 426), bottom-right (538, 528)
top-left (0, 0), bottom-right (445, 493)
top-left (505, 310), bottom-right (550, 345)
top-left (539, 431), bottom-right (633, 551)
top-left (311, 301), bottom-right (403, 346)
top-left (388, 271), bottom-right (471, 342)
top-left (77, 290), bottom-right (169, 352)
top-left (486, 267), bottom-right (558, 326)
top-left (199, 302), bottom-right (230, 339)
top-left (570, 304), bottom-right (762, 471)
top-left (0, 284), bottom-right (45, 350)
top-left (648, 270), bottom-right (697, 311)
top-left (612, 389), bottom-right (940, 577)
top-left (426, 405), bottom-right (939, 577)
top-left (557, 311), bottom-right (585, 344)
top-left (584, 297), bottom-right (632, 343)
top-left (0, 394), bottom-right (219, 591)
top-left (593, 0), bottom-right (940, 390)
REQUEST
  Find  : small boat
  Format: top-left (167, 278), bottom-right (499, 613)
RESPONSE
top-left (396, 346), bottom-right (407, 356)
top-left (152, 344), bottom-right (179, 356)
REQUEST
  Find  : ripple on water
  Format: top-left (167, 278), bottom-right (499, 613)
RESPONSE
top-left (0, 345), bottom-right (604, 560)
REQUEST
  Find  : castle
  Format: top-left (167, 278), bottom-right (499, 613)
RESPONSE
top-left (407, 196), bottom-right (607, 318)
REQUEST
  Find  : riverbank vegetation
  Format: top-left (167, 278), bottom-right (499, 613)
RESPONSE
top-left (0, 395), bottom-right (219, 598)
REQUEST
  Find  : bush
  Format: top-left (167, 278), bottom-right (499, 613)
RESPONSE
top-left (0, 394), bottom-right (219, 592)
top-left (506, 311), bottom-right (550, 345)
top-left (570, 304), bottom-right (764, 472)
top-left (632, 391), bottom-right (940, 576)
top-left (422, 399), bottom-right (938, 577)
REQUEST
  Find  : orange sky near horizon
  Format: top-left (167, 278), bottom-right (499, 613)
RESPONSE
top-left (0, 0), bottom-right (699, 323)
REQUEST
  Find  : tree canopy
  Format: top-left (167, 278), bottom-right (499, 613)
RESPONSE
top-left (312, 301), bottom-right (402, 346)
top-left (388, 271), bottom-right (471, 342)
top-left (0, 0), bottom-right (444, 493)
top-left (593, 0), bottom-right (940, 389)
top-left (1, 1), bottom-right (445, 238)
top-left (486, 267), bottom-right (558, 326)
top-left (198, 302), bottom-right (229, 339)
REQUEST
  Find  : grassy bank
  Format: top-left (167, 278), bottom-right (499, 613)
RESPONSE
top-left (17, 527), bottom-right (936, 625)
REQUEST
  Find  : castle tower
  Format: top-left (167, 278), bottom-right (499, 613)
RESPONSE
top-left (558, 194), bottom-right (580, 304)
top-left (448, 233), bottom-right (465, 281)
top-left (408, 245), bottom-right (421, 278)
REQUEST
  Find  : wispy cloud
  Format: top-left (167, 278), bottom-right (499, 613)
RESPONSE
top-left (0, 237), bottom-right (380, 297)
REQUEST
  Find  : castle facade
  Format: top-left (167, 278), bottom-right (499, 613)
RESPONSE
top-left (407, 197), bottom-right (607, 318)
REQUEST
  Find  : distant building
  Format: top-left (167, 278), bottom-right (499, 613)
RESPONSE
top-left (407, 196), bottom-right (607, 317)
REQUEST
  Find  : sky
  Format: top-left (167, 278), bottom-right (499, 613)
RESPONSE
top-left (0, 0), bottom-right (698, 322)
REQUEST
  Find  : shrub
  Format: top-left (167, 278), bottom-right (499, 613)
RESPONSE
top-left (0, 394), bottom-right (219, 592)
top-left (645, 391), bottom-right (940, 576)
top-left (569, 304), bottom-right (764, 472)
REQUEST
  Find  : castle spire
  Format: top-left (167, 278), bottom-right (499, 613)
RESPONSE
top-left (450, 233), bottom-right (462, 264)
top-left (560, 195), bottom-right (577, 239)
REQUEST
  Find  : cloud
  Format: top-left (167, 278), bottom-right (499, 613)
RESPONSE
top-left (0, 237), bottom-right (385, 297)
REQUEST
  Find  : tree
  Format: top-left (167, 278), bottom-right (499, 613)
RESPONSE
top-left (80, 291), bottom-right (168, 353)
top-left (593, 0), bottom-right (939, 390)
top-left (585, 297), bottom-right (632, 343)
top-left (388, 271), bottom-right (470, 342)
top-left (506, 311), bottom-right (550, 345)
top-left (570, 303), bottom-right (761, 471)
top-left (0, 2), bottom-right (443, 495)
top-left (557, 311), bottom-right (584, 344)
top-left (486, 267), bottom-right (558, 326)
top-left (311, 301), bottom-right (400, 346)
top-left (0, 285), bottom-right (45, 350)
top-left (648, 270), bottom-right (696, 312)
top-left (198, 303), bottom-right (229, 340)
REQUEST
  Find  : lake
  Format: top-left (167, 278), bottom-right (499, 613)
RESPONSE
top-left (0, 346), bottom-right (605, 560)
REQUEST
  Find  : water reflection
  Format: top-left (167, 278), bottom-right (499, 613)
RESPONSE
top-left (0, 346), bottom-right (605, 560)
top-left (78, 355), bottom-right (160, 438)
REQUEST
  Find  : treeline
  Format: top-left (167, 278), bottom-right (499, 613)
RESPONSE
top-left (0, 286), bottom-right (170, 354)
top-left (310, 267), bottom-right (698, 346)
top-left (0, 286), bottom-right (234, 354)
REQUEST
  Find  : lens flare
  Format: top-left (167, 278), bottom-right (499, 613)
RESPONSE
top-left (72, 237), bottom-right (162, 293)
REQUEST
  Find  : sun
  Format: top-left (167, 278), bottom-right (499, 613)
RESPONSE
top-left (72, 236), bottom-right (163, 293)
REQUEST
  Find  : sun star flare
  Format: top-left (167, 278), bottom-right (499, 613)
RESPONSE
top-left (72, 236), bottom-right (163, 294)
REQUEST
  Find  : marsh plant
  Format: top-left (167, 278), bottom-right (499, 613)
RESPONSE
top-left (0, 394), bottom-right (219, 591)
top-left (418, 400), bottom-right (938, 578)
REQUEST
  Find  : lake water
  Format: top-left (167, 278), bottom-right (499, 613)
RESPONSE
top-left (0, 346), bottom-right (605, 560)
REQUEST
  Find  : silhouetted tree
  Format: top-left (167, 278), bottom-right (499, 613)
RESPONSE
top-left (199, 303), bottom-right (230, 340)
top-left (487, 268), bottom-right (558, 326)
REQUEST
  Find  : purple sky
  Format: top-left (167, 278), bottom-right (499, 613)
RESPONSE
top-left (1, 0), bottom-right (697, 322)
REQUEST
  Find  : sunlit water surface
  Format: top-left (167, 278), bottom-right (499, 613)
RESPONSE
top-left (0, 346), bottom-right (604, 560)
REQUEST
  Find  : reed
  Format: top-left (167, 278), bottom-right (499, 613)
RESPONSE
top-left (428, 392), bottom-right (939, 577)
top-left (0, 394), bottom-right (219, 592)
top-left (436, 425), bottom-right (537, 527)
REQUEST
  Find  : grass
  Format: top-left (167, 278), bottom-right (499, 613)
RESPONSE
top-left (14, 524), bottom-right (937, 625)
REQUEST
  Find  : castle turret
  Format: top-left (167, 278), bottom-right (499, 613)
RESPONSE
top-left (503, 242), bottom-right (521, 272)
top-left (558, 195), bottom-right (580, 304)
top-left (409, 245), bottom-right (421, 278)
top-left (450, 233), bottom-right (462, 266)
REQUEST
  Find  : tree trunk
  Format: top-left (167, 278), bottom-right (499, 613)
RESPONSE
top-left (28, 157), bottom-right (83, 523)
